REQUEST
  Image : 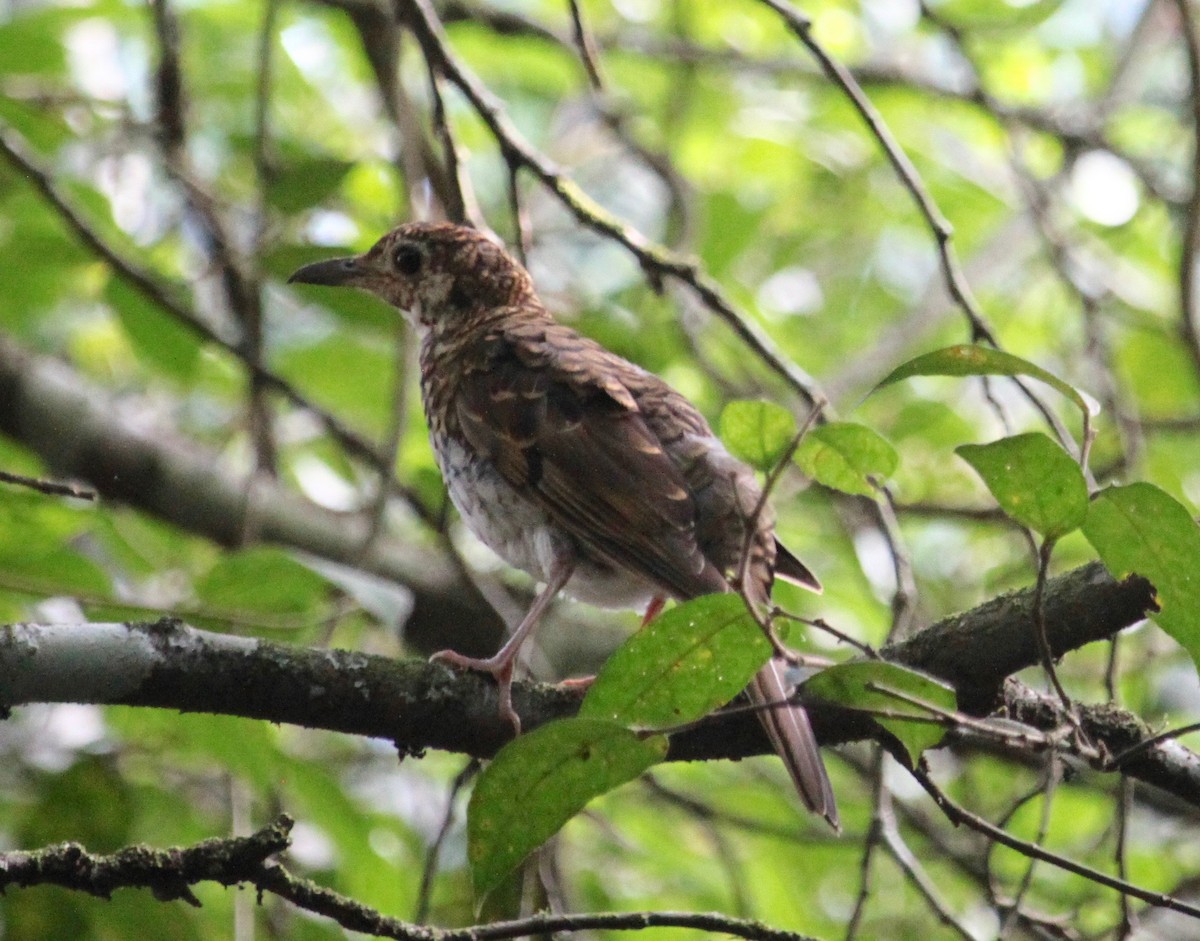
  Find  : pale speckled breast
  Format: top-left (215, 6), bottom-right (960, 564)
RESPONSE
top-left (432, 433), bottom-right (658, 611)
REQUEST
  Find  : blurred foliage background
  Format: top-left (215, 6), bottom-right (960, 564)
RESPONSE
top-left (1, 0), bottom-right (1198, 938)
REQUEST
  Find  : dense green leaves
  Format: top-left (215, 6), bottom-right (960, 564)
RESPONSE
top-left (1084, 484), bottom-right (1200, 665)
top-left (957, 433), bottom-right (1088, 538)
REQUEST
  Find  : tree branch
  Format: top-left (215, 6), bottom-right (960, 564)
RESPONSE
top-left (0, 815), bottom-right (294, 905)
top-left (0, 563), bottom-right (1168, 797)
top-left (1, 815), bottom-right (816, 940)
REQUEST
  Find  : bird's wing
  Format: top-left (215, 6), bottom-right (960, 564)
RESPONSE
top-left (455, 322), bottom-right (726, 600)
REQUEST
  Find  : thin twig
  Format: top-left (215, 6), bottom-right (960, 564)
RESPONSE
top-left (1105, 720), bottom-right (1200, 770)
top-left (1115, 775), bottom-right (1136, 939)
top-left (1172, 0), bottom-right (1200, 380)
top-left (844, 748), bottom-right (885, 940)
top-left (998, 755), bottom-right (1061, 937)
top-left (0, 122), bottom-right (438, 527)
top-left (401, 0), bottom-right (824, 408)
top-left (413, 760), bottom-right (477, 924)
top-left (1032, 539), bottom-right (1074, 716)
top-left (0, 470), bottom-right (96, 500)
top-left (879, 803), bottom-right (977, 940)
top-left (910, 762), bottom-right (1200, 920)
top-left (566, 0), bottom-right (605, 92)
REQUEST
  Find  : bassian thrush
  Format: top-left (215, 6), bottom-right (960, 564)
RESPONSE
top-left (289, 222), bottom-right (838, 828)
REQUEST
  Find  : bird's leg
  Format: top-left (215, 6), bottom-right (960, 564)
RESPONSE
top-left (641, 594), bottom-right (667, 625)
top-left (556, 593), bottom-right (669, 696)
top-left (432, 559), bottom-right (574, 734)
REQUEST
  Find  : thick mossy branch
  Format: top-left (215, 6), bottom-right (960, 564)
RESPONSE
top-left (0, 561), bottom-right (1169, 798)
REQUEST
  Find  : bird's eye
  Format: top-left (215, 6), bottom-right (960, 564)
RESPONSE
top-left (394, 244), bottom-right (423, 275)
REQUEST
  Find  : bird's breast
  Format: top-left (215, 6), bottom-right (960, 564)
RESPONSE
top-left (430, 431), bottom-right (656, 610)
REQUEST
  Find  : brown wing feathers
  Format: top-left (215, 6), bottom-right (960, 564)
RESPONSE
top-left (455, 332), bottom-right (725, 601)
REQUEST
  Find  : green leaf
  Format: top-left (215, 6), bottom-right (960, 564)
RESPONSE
top-left (104, 276), bottom-right (201, 379)
top-left (794, 422), bottom-right (897, 497)
top-left (196, 547), bottom-right (330, 614)
top-left (801, 662), bottom-right (956, 764)
top-left (1083, 483), bottom-right (1200, 665)
top-left (719, 399), bottom-right (797, 471)
top-left (579, 594), bottom-right (771, 727)
top-left (874, 345), bottom-right (1094, 419)
top-left (956, 433), bottom-right (1088, 538)
top-left (266, 158), bottom-right (354, 213)
top-left (469, 719), bottom-right (666, 897)
top-left (275, 332), bottom-right (392, 432)
top-left (0, 13), bottom-right (67, 76)
top-left (0, 546), bottom-right (112, 598)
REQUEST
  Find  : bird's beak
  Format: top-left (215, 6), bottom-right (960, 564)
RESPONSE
top-left (287, 256), bottom-right (363, 287)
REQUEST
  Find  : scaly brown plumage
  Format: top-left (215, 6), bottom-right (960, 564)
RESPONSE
top-left (289, 222), bottom-right (838, 828)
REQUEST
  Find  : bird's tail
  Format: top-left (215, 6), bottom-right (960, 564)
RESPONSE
top-left (749, 658), bottom-right (839, 830)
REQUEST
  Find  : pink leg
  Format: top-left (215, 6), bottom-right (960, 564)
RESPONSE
top-left (641, 595), bottom-right (666, 626)
top-left (555, 595), bottom-right (667, 696)
top-left (432, 560), bottom-right (574, 734)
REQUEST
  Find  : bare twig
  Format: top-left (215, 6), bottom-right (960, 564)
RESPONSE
top-left (0, 470), bottom-right (96, 500)
top-left (1172, 0), bottom-right (1200, 379)
top-left (1032, 539), bottom-right (1074, 716)
top-left (413, 760), bottom-right (477, 924)
top-left (0, 814), bottom-right (818, 941)
top-left (911, 762), bottom-right (1200, 920)
top-left (566, 0), bottom-right (605, 92)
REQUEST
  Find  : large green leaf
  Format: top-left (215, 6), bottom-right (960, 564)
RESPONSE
top-left (875, 345), bottom-right (1094, 419)
top-left (1083, 484), bottom-right (1200, 666)
top-left (195, 547), bottom-right (331, 615)
top-left (0, 11), bottom-right (68, 76)
top-left (468, 719), bottom-right (667, 898)
top-left (266, 157), bottom-right (355, 213)
top-left (957, 433), bottom-right (1088, 538)
top-left (579, 594), bottom-right (772, 728)
top-left (105, 277), bottom-right (202, 379)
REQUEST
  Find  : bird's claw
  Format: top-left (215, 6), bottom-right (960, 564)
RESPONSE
top-left (431, 648), bottom-right (522, 736)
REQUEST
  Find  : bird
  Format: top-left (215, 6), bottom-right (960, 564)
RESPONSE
top-left (289, 221), bottom-right (838, 828)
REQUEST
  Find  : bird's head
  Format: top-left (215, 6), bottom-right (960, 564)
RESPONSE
top-left (288, 222), bottom-right (537, 327)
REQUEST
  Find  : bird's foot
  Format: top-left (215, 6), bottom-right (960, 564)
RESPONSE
top-left (431, 648), bottom-right (521, 735)
top-left (556, 675), bottom-right (595, 690)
